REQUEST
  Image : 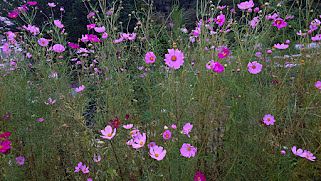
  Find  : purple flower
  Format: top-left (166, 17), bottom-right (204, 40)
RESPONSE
top-left (15, 156), bottom-right (25, 166)
top-left (180, 143), bottom-right (197, 158)
top-left (182, 123), bottom-right (193, 137)
top-left (162, 130), bottom-right (172, 140)
top-left (75, 85), bottom-right (85, 93)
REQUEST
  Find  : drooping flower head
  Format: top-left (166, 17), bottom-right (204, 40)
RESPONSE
top-left (162, 130), bottom-right (172, 140)
top-left (164, 49), bottom-right (185, 69)
top-left (247, 61), bottom-right (262, 74)
top-left (262, 114), bottom-right (275, 126)
top-left (180, 143), bottom-right (197, 158)
top-left (145, 52), bottom-right (156, 64)
top-left (100, 125), bottom-right (116, 140)
top-left (149, 145), bottom-right (167, 161)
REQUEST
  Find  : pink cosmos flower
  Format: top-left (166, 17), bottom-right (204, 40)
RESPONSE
top-left (292, 146), bottom-right (304, 157)
top-left (182, 123), bottom-right (193, 137)
top-left (38, 38), bottom-right (49, 47)
top-left (8, 11), bottom-right (19, 19)
top-left (280, 150), bottom-right (286, 155)
top-left (6, 31), bottom-right (16, 42)
top-left (302, 150), bottom-right (316, 161)
top-left (164, 49), bottom-right (185, 69)
top-left (148, 142), bottom-right (157, 149)
top-left (212, 62), bottom-right (225, 73)
top-left (15, 156), bottom-right (25, 166)
top-left (23, 25), bottom-right (40, 35)
top-left (87, 24), bottom-right (96, 30)
top-left (52, 44), bottom-right (65, 53)
top-left (54, 20), bottom-right (64, 29)
top-left (67, 42), bottom-right (80, 49)
top-left (250, 16), bottom-right (260, 29)
top-left (149, 145), bottom-right (167, 161)
top-left (27, 1), bottom-right (37, 6)
top-left (192, 27), bottom-right (201, 37)
top-left (123, 124), bottom-right (133, 129)
top-left (266, 13), bottom-right (279, 21)
top-left (217, 47), bottom-right (230, 59)
top-left (75, 85), bottom-right (85, 93)
top-left (237, 0), bottom-right (254, 10)
top-left (36, 118), bottom-right (45, 122)
top-left (247, 61), bottom-right (262, 74)
top-left (102, 32), bottom-right (108, 39)
top-left (94, 26), bottom-right (106, 33)
top-left (131, 132), bottom-right (146, 149)
top-left (266, 49), bottom-right (273, 54)
top-left (274, 43), bottom-right (289, 50)
top-left (315, 81), bottom-right (321, 90)
top-left (2, 43), bottom-right (11, 55)
top-left (180, 143), bottom-right (197, 158)
top-left (272, 18), bottom-right (287, 29)
top-left (215, 14), bottom-right (225, 27)
top-left (0, 140), bottom-right (11, 153)
top-left (87, 12), bottom-right (95, 19)
top-left (100, 125), bottom-right (116, 140)
top-left (162, 130), bottom-right (172, 140)
top-left (145, 52), bottom-right (156, 64)
top-left (254, 7), bottom-right (260, 13)
top-left (171, 124), bottom-right (177, 129)
top-left (206, 60), bottom-right (215, 70)
top-left (217, 5), bottom-right (226, 10)
top-left (262, 114), bottom-right (275, 126)
top-left (312, 34), bottom-right (321, 41)
top-left (194, 171), bottom-right (207, 181)
top-left (48, 2), bottom-right (56, 7)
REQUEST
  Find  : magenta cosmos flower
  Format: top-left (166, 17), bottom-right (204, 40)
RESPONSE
top-left (274, 43), bottom-right (289, 50)
top-left (67, 42), bottom-right (80, 49)
top-left (52, 44), bottom-right (65, 53)
top-left (0, 140), bottom-right (11, 154)
top-left (217, 47), bottom-right (230, 59)
top-left (315, 81), bottom-right (321, 90)
top-left (180, 143), bottom-right (197, 158)
top-left (100, 125), bottom-right (116, 140)
top-left (237, 0), bottom-right (254, 10)
top-left (123, 124), bottom-right (133, 129)
top-left (38, 38), bottom-right (49, 47)
top-left (149, 145), bottom-right (167, 161)
top-left (164, 49), bottom-right (185, 69)
top-left (162, 130), bottom-right (172, 140)
top-left (145, 52), bottom-right (156, 64)
top-left (262, 114), bottom-right (275, 126)
top-left (272, 18), bottom-right (287, 29)
top-left (194, 171), bottom-right (206, 181)
top-left (75, 85), bottom-right (85, 93)
top-left (182, 123), bottom-right (193, 137)
top-left (215, 14), bottom-right (225, 27)
top-left (247, 61), bottom-right (262, 74)
top-left (212, 62), bottom-right (225, 73)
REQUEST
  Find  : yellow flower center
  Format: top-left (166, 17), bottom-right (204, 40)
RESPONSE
top-left (107, 133), bottom-right (112, 137)
top-left (251, 65), bottom-right (256, 69)
top-left (187, 146), bottom-right (191, 151)
top-left (171, 55), bottom-right (177, 61)
top-left (150, 56), bottom-right (154, 61)
top-left (139, 141), bottom-right (144, 146)
top-left (155, 153), bottom-right (159, 157)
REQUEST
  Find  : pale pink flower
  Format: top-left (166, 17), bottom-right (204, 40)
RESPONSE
top-left (315, 81), bottom-right (321, 90)
top-left (182, 123), bottom-right (193, 137)
top-left (36, 118), bottom-right (45, 122)
top-left (237, 0), bottom-right (254, 10)
top-left (164, 49), bottom-right (185, 69)
top-left (38, 38), bottom-right (49, 47)
top-left (180, 143), bottom-right (197, 158)
top-left (123, 124), bottom-right (133, 129)
top-left (311, 34), bottom-right (321, 41)
top-left (102, 32), bottom-right (108, 39)
top-left (93, 154), bottom-right (101, 163)
top-left (100, 125), bottom-right (116, 140)
top-left (149, 145), bottom-right (167, 161)
top-left (145, 52), bottom-right (156, 64)
top-left (94, 26), bottom-right (106, 33)
top-left (302, 150), bottom-right (316, 161)
top-left (280, 150), bottom-right (286, 155)
top-left (54, 20), bottom-right (64, 29)
top-left (292, 146), bottom-right (304, 157)
top-left (274, 43), bottom-right (289, 50)
top-left (171, 124), bottom-right (177, 129)
top-left (131, 132), bottom-right (146, 149)
top-left (247, 61), bottom-right (262, 74)
top-left (75, 85), bottom-right (85, 93)
top-left (262, 114), bottom-right (275, 126)
top-left (48, 2), bottom-right (56, 7)
top-left (23, 25), bottom-right (40, 35)
top-left (52, 44), bottom-right (65, 53)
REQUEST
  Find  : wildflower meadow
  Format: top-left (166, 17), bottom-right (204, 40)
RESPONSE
top-left (1, 0), bottom-right (321, 180)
